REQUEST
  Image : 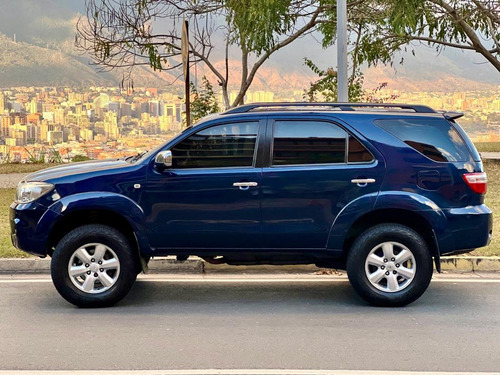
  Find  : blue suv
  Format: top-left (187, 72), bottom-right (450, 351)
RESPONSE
top-left (10, 103), bottom-right (492, 307)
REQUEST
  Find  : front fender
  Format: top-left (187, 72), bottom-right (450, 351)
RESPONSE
top-left (37, 192), bottom-right (150, 254)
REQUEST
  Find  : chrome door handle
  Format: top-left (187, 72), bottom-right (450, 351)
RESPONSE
top-left (351, 178), bottom-right (376, 187)
top-left (233, 182), bottom-right (258, 187)
top-left (351, 179), bottom-right (376, 184)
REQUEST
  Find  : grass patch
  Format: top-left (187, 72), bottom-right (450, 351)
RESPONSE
top-left (476, 160), bottom-right (500, 256)
top-left (474, 142), bottom-right (500, 153)
top-left (0, 162), bottom-right (498, 258)
top-left (0, 163), bottom-right (59, 174)
top-left (0, 189), bottom-right (31, 258)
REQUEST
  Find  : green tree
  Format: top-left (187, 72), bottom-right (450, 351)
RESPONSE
top-left (76, 0), bottom-right (499, 112)
top-left (303, 58), bottom-right (400, 103)
top-left (387, 0), bottom-right (500, 72)
top-left (71, 155), bottom-right (92, 163)
top-left (303, 58), bottom-right (363, 102)
top-left (190, 76), bottom-right (220, 123)
top-left (76, 0), bottom-right (328, 109)
top-left (319, 0), bottom-right (499, 73)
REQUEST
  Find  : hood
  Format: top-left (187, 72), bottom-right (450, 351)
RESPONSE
top-left (23, 159), bottom-right (131, 183)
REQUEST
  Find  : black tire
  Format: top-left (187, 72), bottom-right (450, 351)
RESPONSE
top-left (51, 224), bottom-right (138, 308)
top-left (346, 223), bottom-right (433, 307)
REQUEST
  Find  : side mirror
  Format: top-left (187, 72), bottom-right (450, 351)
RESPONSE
top-left (155, 150), bottom-right (173, 168)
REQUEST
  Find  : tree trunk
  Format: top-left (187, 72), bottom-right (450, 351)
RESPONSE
top-left (231, 41), bottom-right (248, 107)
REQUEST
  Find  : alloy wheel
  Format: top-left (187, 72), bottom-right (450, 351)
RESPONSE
top-left (364, 241), bottom-right (416, 293)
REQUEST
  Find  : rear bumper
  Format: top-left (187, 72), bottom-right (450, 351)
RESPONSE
top-left (439, 204), bottom-right (492, 255)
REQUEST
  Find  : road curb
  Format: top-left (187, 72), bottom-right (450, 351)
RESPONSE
top-left (440, 256), bottom-right (500, 272)
top-left (0, 256), bottom-right (499, 274)
top-left (0, 257), bottom-right (204, 274)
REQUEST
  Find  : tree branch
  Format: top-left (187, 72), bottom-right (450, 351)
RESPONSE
top-left (231, 5), bottom-right (323, 107)
top-left (426, 0), bottom-right (500, 71)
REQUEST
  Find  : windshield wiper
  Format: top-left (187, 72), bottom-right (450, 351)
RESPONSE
top-left (127, 151), bottom-right (148, 163)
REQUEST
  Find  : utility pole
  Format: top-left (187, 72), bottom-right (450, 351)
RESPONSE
top-left (182, 20), bottom-right (191, 127)
top-left (337, 0), bottom-right (348, 102)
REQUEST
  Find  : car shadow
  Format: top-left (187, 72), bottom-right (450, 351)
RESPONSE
top-left (37, 277), bottom-right (479, 314)
top-left (122, 279), bottom-right (365, 310)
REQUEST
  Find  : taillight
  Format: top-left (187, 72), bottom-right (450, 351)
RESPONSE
top-left (463, 172), bottom-right (487, 194)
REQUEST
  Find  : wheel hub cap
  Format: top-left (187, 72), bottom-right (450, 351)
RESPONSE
top-left (364, 241), bottom-right (416, 293)
top-left (89, 264), bottom-right (99, 272)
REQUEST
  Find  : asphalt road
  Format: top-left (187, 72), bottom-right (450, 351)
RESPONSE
top-left (1, 274), bottom-right (500, 373)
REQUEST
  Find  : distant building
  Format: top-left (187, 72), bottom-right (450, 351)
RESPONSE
top-left (0, 93), bottom-right (5, 113)
top-left (48, 130), bottom-right (63, 145)
top-left (93, 93), bottom-right (110, 120)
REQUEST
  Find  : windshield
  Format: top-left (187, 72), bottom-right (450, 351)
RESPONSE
top-left (128, 143), bottom-right (167, 164)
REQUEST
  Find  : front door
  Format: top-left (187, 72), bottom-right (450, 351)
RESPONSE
top-left (143, 120), bottom-right (263, 250)
top-left (261, 118), bottom-right (385, 249)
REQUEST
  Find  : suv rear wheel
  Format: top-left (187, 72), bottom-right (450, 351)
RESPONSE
top-left (347, 223), bottom-right (433, 307)
top-left (51, 224), bottom-right (137, 308)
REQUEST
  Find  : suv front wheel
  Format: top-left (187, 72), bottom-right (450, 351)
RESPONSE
top-left (347, 223), bottom-right (433, 307)
top-left (51, 224), bottom-right (137, 307)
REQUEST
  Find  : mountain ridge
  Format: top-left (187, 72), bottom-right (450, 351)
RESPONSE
top-left (0, 33), bottom-right (497, 93)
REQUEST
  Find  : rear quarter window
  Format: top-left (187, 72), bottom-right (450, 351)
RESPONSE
top-left (374, 118), bottom-right (471, 162)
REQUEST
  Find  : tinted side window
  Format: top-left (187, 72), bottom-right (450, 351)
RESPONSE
top-left (171, 122), bottom-right (258, 168)
top-left (272, 121), bottom-right (347, 165)
top-left (375, 118), bottom-right (471, 162)
top-left (348, 135), bottom-right (374, 163)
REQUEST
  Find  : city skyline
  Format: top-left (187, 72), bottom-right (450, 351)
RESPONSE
top-left (0, 85), bottom-right (498, 164)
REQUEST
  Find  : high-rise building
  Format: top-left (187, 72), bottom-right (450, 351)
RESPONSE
top-left (29, 100), bottom-right (42, 114)
top-left (104, 112), bottom-right (118, 140)
top-left (40, 120), bottom-right (49, 142)
top-left (0, 93), bottom-right (5, 113)
top-left (27, 113), bottom-right (42, 125)
top-left (0, 115), bottom-right (11, 136)
top-left (93, 93), bottom-right (110, 120)
top-left (149, 100), bottom-right (160, 117)
top-left (120, 103), bottom-right (132, 117)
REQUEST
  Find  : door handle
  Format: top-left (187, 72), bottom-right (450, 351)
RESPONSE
top-left (233, 182), bottom-right (258, 190)
top-left (351, 178), bottom-right (376, 187)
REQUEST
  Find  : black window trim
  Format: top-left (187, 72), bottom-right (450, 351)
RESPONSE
top-left (167, 119), bottom-right (264, 170)
top-left (267, 119), bottom-right (375, 168)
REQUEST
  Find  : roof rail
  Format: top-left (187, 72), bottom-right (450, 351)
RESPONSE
top-left (223, 102), bottom-right (437, 114)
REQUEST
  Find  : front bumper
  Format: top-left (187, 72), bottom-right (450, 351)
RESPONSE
top-left (10, 202), bottom-right (51, 257)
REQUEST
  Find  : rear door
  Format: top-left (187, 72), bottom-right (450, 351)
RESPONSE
top-left (260, 117), bottom-right (385, 249)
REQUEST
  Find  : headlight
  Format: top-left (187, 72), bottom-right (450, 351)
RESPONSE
top-left (15, 181), bottom-right (55, 204)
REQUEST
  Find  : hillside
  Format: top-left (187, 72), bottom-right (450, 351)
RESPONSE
top-left (0, 34), bottom-right (111, 87)
top-left (0, 34), bottom-right (184, 88)
top-left (0, 32), bottom-right (497, 93)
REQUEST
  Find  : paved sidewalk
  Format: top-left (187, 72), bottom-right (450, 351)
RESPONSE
top-left (0, 173), bottom-right (25, 188)
top-left (0, 256), bottom-right (499, 274)
top-left (481, 152), bottom-right (500, 160)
